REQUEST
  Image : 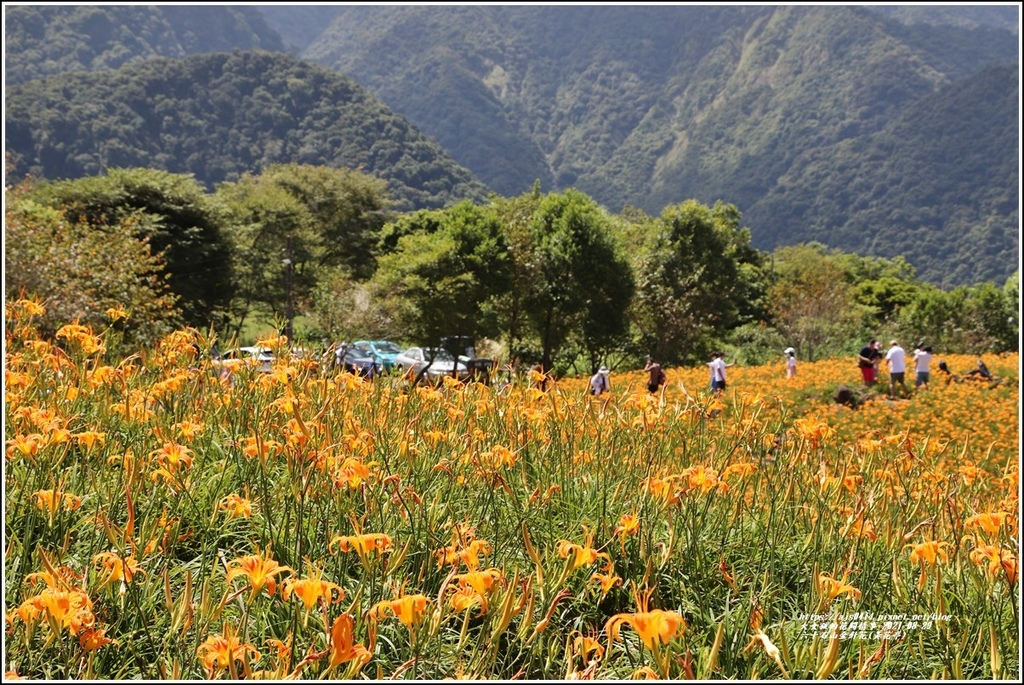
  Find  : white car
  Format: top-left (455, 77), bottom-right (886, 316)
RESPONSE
top-left (394, 347), bottom-right (469, 382)
top-left (217, 346), bottom-right (274, 374)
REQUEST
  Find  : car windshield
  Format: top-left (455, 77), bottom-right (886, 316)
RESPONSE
top-left (375, 342), bottom-right (403, 354)
top-left (423, 348), bottom-right (455, 362)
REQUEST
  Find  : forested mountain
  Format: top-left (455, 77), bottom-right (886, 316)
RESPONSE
top-left (4, 5), bottom-right (1018, 286)
top-left (296, 5), bottom-right (1018, 286)
top-left (255, 6), bottom-right (344, 53)
top-left (3, 5), bottom-right (283, 85)
top-left (866, 5), bottom-right (1020, 33)
top-left (4, 51), bottom-right (489, 211)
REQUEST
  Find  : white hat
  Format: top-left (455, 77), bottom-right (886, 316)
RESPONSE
top-left (598, 366), bottom-right (610, 374)
top-left (784, 347), bottom-right (795, 354)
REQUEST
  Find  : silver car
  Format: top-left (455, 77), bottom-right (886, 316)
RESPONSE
top-left (394, 347), bottom-right (469, 382)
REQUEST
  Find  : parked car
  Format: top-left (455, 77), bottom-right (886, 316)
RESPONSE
top-left (352, 340), bottom-right (403, 372)
top-left (216, 346), bottom-right (274, 374)
top-left (394, 347), bottom-right (469, 383)
top-left (340, 348), bottom-right (380, 378)
top-left (440, 335), bottom-right (496, 385)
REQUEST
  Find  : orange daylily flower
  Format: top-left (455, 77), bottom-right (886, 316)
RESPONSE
top-left (16, 298), bottom-right (46, 317)
top-left (964, 512), bottom-right (1008, 537)
top-left (573, 632), bottom-right (605, 663)
top-left (93, 552), bottom-right (146, 589)
top-left (906, 540), bottom-right (951, 566)
top-left (614, 514), bottom-right (640, 539)
top-left (435, 538), bottom-right (492, 571)
top-left (6, 433), bottom-right (44, 459)
top-left (79, 626), bottom-right (114, 651)
top-left (196, 624), bottom-right (261, 679)
top-left (332, 457), bottom-right (374, 489)
top-left (590, 560), bottom-right (623, 598)
top-left (151, 442), bottom-right (194, 474)
top-left (328, 613), bottom-right (372, 672)
top-left (18, 587), bottom-right (96, 637)
top-left (453, 568), bottom-right (505, 596)
top-left (225, 548), bottom-right (292, 600)
top-left (557, 530), bottom-right (609, 572)
top-left (643, 475), bottom-right (681, 506)
top-left (219, 493), bottom-right (253, 519)
top-left (74, 431), bottom-right (105, 451)
top-left (722, 462), bottom-right (758, 479)
top-left (32, 488), bottom-right (82, 516)
top-left (282, 567), bottom-right (345, 612)
top-left (105, 306), bottom-right (128, 322)
top-left (816, 571), bottom-right (861, 603)
top-left (330, 533), bottom-right (393, 558)
top-left (970, 545), bottom-right (1018, 585)
top-left (605, 587), bottom-right (686, 654)
top-left (370, 594), bottom-right (431, 628)
top-left (449, 585), bottom-right (487, 614)
top-left (682, 464), bottom-right (720, 494)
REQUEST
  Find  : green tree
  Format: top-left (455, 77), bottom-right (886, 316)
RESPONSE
top-left (217, 165), bottom-right (391, 339)
top-left (218, 178), bottom-right (315, 340)
top-left (630, 200), bottom-right (766, 365)
top-left (31, 168), bottom-right (231, 328)
top-left (369, 201), bottom-right (511, 350)
top-left (768, 244), bottom-right (864, 361)
top-left (894, 279), bottom-right (1018, 355)
top-left (487, 186), bottom-right (546, 364)
top-left (256, 164), bottom-right (391, 281)
top-left (851, 276), bottom-right (923, 326)
top-left (5, 180), bottom-right (179, 343)
top-left (523, 189), bottom-right (634, 371)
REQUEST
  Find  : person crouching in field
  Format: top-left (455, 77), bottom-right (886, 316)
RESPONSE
top-left (590, 365), bottom-right (611, 396)
top-left (784, 347), bottom-right (796, 379)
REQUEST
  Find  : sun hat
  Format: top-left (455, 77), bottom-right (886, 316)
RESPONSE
top-left (890, 340), bottom-right (898, 346)
top-left (598, 366), bottom-right (610, 374)
top-left (784, 347), bottom-right (795, 354)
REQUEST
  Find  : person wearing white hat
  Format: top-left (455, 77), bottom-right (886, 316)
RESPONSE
top-left (590, 365), bottom-right (611, 396)
top-left (784, 347), bottom-right (796, 379)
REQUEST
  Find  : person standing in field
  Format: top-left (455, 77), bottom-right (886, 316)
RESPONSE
top-left (644, 356), bottom-right (666, 393)
top-left (590, 365), bottom-right (611, 396)
top-left (885, 340), bottom-right (909, 399)
top-left (784, 347), bottom-right (797, 379)
top-left (707, 352), bottom-right (720, 392)
top-left (857, 339), bottom-right (878, 386)
top-left (709, 351), bottom-right (733, 396)
top-left (913, 345), bottom-right (933, 390)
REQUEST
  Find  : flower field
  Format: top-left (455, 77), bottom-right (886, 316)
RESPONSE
top-left (4, 302), bottom-right (1019, 680)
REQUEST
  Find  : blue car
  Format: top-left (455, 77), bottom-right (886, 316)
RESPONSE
top-left (352, 340), bottom-right (403, 372)
top-left (340, 348), bottom-right (379, 378)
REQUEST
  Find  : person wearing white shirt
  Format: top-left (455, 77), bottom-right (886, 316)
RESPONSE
top-left (590, 366), bottom-right (611, 396)
top-left (913, 345), bottom-right (933, 390)
top-left (884, 340), bottom-right (909, 398)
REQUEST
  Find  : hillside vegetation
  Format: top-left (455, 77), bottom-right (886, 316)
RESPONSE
top-left (300, 5), bottom-right (1018, 286)
top-left (3, 5), bottom-right (1017, 286)
top-left (3, 5), bottom-right (283, 85)
top-left (4, 51), bottom-right (489, 211)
